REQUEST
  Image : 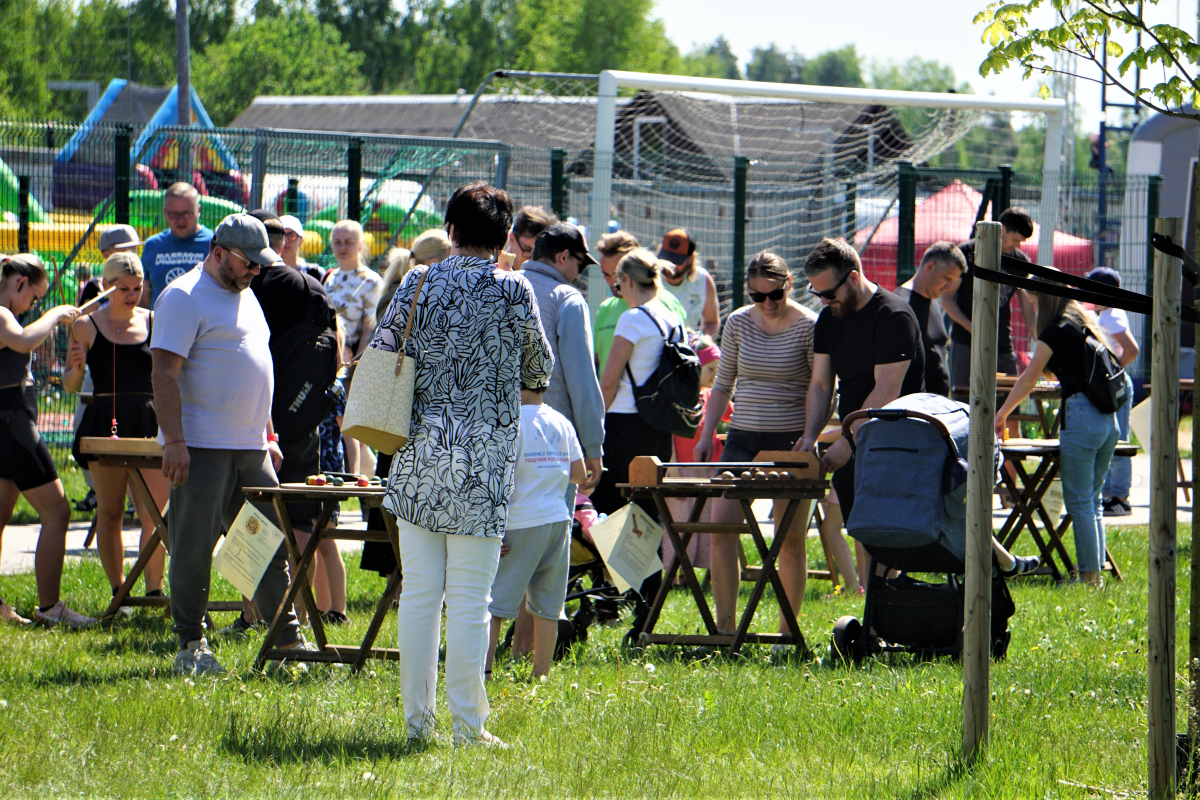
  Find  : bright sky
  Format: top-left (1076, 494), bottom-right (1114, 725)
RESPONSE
top-left (652, 0), bottom-right (1200, 132)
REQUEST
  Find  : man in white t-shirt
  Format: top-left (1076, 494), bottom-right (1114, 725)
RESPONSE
top-left (152, 214), bottom-right (309, 675)
top-left (485, 384), bottom-right (585, 679)
top-left (1087, 267), bottom-right (1140, 517)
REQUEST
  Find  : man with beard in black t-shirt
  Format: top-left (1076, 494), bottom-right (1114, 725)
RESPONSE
top-left (796, 238), bottom-right (924, 518)
top-left (894, 241), bottom-right (967, 398)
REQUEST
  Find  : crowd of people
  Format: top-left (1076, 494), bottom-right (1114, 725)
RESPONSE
top-left (0, 177), bottom-right (1134, 743)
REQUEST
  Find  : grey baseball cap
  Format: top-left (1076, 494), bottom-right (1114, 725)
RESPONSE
top-left (212, 214), bottom-right (280, 265)
top-left (98, 224), bottom-right (143, 251)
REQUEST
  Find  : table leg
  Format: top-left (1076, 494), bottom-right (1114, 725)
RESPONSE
top-left (996, 457), bottom-right (1046, 546)
top-left (732, 498), bottom-right (806, 657)
top-left (253, 498), bottom-right (326, 671)
top-left (352, 568), bottom-right (403, 673)
top-left (101, 467), bottom-right (168, 619)
top-left (1029, 462), bottom-right (1077, 578)
top-left (645, 493), bottom-right (715, 639)
top-left (1104, 546), bottom-right (1124, 580)
top-left (1032, 396), bottom-right (1054, 438)
top-left (1000, 459), bottom-right (1064, 581)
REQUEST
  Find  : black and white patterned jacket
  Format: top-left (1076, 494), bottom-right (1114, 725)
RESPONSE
top-left (372, 255), bottom-right (553, 538)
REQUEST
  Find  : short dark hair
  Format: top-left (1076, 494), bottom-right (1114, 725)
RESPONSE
top-left (520, 383), bottom-right (548, 393)
top-left (512, 206), bottom-right (557, 240)
top-left (803, 238), bottom-right (861, 280)
top-left (530, 238), bottom-right (563, 264)
top-left (1, 253), bottom-right (47, 286)
top-left (444, 181), bottom-right (514, 252)
top-left (998, 207), bottom-right (1034, 239)
top-left (920, 241), bottom-right (967, 273)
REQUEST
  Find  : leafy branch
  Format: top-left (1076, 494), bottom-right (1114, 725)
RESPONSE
top-left (975, 0), bottom-right (1200, 121)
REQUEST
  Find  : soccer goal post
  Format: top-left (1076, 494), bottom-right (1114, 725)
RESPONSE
top-left (587, 69), bottom-right (1067, 318)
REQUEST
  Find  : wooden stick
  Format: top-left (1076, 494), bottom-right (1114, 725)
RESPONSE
top-left (962, 220), bottom-right (1000, 763)
top-left (76, 285), bottom-right (118, 317)
top-left (1150, 216), bottom-right (1181, 799)
top-left (1192, 161), bottom-right (1200, 762)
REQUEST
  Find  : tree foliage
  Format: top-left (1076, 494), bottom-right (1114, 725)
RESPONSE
top-left (976, 0), bottom-right (1200, 120)
top-left (192, 8), bottom-right (367, 125)
top-left (744, 44), bottom-right (806, 84)
top-left (680, 36), bottom-right (740, 81)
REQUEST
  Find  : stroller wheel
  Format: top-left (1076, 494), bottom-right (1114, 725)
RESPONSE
top-left (832, 616), bottom-right (863, 664)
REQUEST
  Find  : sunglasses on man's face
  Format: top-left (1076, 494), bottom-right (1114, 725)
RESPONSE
top-left (807, 270), bottom-right (853, 301)
top-left (749, 287), bottom-right (786, 304)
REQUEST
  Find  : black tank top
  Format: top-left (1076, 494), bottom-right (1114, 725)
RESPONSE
top-left (0, 347), bottom-right (31, 388)
top-left (87, 317), bottom-right (153, 394)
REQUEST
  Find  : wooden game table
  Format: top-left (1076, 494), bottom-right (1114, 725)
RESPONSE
top-left (998, 439), bottom-right (1138, 582)
top-left (621, 451), bottom-right (827, 656)
top-left (954, 376), bottom-right (1062, 437)
top-left (243, 483), bottom-right (402, 673)
top-left (79, 437), bottom-right (243, 620)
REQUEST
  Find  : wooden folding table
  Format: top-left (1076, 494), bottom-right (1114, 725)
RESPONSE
top-left (80, 437), bottom-right (244, 620)
top-left (621, 452), bottom-right (827, 657)
top-left (997, 439), bottom-right (1138, 582)
top-left (243, 484), bottom-right (402, 673)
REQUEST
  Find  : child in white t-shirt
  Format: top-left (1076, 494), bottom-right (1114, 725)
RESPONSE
top-left (486, 385), bottom-right (586, 678)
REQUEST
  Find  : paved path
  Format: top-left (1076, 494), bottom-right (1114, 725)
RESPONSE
top-left (0, 452), bottom-right (1190, 576)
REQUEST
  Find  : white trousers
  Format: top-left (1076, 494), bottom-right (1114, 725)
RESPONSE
top-left (395, 519), bottom-right (502, 738)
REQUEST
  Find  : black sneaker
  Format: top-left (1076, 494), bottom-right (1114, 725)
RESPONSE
top-left (74, 489), bottom-right (96, 512)
top-left (321, 610), bottom-right (349, 626)
top-left (1103, 497), bottom-right (1132, 517)
top-left (1001, 555), bottom-right (1041, 577)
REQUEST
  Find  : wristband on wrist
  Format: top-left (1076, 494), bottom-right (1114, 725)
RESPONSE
top-left (267, 433), bottom-right (279, 443)
top-left (164, 439), bottom-right (185, 447)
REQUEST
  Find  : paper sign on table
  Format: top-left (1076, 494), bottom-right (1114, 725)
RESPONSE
top-left (1129, 398), bottom-right (1152, 455)
top-left (587, 503), bottom-right (663, 594)
top-left (214, 502), bottom-right (285, 599)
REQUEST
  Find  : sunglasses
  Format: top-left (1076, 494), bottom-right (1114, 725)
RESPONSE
top-left (807, 270), bottom-right (854, 301)
top-left (749, 287), bottom-right (786, 304)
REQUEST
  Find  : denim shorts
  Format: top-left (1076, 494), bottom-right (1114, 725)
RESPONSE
top-left (720, 428), bottom-right (804, 463)
top-left (490, 520), bottom-right (571, 620)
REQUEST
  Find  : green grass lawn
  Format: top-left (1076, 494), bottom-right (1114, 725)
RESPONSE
top-left (0, 525), bottom-right (1170, 797)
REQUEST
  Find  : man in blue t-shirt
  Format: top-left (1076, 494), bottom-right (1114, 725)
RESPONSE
top-left (141, 182), bottom-right (214, 306)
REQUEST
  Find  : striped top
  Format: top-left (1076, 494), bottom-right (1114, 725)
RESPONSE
top-left (712, 305), bottom-right (817, 432)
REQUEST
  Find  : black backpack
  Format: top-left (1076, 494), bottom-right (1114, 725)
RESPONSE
top-left (1062, 320), bottom-right (1129, 414)
top-left (624, 305), bottom-right (704, 438)
top-left (271, 280), bottom-right (340, 439)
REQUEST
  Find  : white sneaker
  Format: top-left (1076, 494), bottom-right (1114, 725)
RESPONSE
top-left (0, 601), bottom-right (31, 626)
top-left (452, 729), bottom-right (509, 749)
top-left (173, 638), bottom-right (225, 676)
top-left (269, 640), bottom-right (318, 674)
top-left (34, 600), bottom-right (97, 629)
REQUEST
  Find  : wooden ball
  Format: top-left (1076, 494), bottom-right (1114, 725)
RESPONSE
top-left (752, 470), bottom-right (766, 480)
top-left (740, 471), bottom-right (753, 480)
top-left (718, 471), bottom-right (735, 480)
top-left (767, 471), bottom-right (780, 480)
top-left (305, 475), bottom-right (319, 486)
top-left (357, 477), bottom-right (370, 487)
top-left (313, 475), bottom-right (327, 486)
top-left (331, 477), bottom-right (345, 487)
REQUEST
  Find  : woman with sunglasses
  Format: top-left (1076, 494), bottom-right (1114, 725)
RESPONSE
top-left (692, 251), bottom-right (820, 638)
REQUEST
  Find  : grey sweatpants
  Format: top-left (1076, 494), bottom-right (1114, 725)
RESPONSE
top-left (167, 447), bottom-right (301, 648)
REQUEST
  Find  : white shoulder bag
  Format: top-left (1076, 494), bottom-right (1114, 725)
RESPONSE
top-left (340, 267), bottom-right (429, 455)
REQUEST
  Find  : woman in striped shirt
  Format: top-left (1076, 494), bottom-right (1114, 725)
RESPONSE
top-left (693, 251), bottom-right (818, 637)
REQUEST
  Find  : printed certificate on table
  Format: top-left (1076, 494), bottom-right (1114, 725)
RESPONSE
top-left (214, 502), bottom-right (285, 599)
top-left (588, 503), bottom-right (663, 593)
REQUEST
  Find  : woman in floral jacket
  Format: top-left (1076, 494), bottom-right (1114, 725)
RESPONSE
top-left (372, 181), bottom-right (552, 747)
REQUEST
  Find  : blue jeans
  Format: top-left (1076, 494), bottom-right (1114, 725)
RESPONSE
top-left (1058, 394), bottom-right (1119, 573)
top-left (1101, 373), bottom-right (1135, 499)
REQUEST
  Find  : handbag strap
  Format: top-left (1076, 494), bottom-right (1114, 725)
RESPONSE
top-left (395, 267), bottom-right (430, 376)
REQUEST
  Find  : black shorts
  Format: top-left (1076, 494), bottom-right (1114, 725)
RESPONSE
top-left (277, 430), bottom-right (321, 532)
top-left (720, 428), bottom-right (804, 463)
top-left (0, 385), bottom-right (58, 491)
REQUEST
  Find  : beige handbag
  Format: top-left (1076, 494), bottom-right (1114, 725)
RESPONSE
top-left (340, 268), bottom-right (429, 455)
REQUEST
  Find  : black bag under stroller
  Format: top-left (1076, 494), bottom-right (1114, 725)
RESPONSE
top-left (831, 393), bottom-right (1016, 662)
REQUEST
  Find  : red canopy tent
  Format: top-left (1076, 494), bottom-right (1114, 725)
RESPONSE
top-left (853, 180), bottom-right (1095, 366)
top-left (855, 180), bottom-right (1094, 291)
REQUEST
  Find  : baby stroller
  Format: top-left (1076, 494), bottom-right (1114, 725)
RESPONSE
top-left (831, 393), bottom-right (1016, 662)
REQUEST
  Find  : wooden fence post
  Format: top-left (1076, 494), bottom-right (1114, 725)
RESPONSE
top-left (1150, 216), bottom-right (1181, 799)
top-left (962, 220), bottom-right (1001, 762)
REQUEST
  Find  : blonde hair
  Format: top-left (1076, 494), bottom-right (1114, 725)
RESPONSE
top-left (409, 229), bottom-right (451, 265)
top-left (597, 230), bottom-right (640, 259)
top-left (1035, 292), bottom-right (1116, 354)
top-left (331, 219), bottom-right (367, 267)
top-left (615, 248), bottom-right (662, 291)
top-left (381, 247), bottom-right (413, 290)
top-left (164, 182), bottom-right (200, 204)
top-left (102, 252), bottom-right (144, 284)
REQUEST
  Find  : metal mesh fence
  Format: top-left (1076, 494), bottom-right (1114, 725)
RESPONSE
top-left (0, 116), bottom-right (1165, 467)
